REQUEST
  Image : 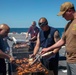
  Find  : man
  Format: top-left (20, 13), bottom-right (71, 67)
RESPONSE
top-left (41, 2), bottom-right (76, 75)
top-left (31, 17), bottom-right (60, 75)
top-left (26, 21), bottom-right (39, 50)
top-left (0, 24), bottom-right (14, 75)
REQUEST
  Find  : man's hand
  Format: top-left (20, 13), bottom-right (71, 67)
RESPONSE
top-left (41, 48), bottom-right (49, 54)
top-left (29, 54), bottom-right (35, 58)
top-left (9, 56), bottom-right (15, 63)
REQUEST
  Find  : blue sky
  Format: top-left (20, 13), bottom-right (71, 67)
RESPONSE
top-left (0, 0), bottom-right (76, 28)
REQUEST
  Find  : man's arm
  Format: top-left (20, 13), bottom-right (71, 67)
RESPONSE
top-left (52, 31), bottom-right (61, 54)
top-left (29, 36), bottom-right (37, 41)
top-left (33, 33), bottom-right (40, 55)
top-left (41, 31), bottom-right (65, 54)
top-left (41, 39), bottom-right (65, 54)
top-left (0, 50), bottom-right (14, 62)
top-left (54, 31), bottom-right (60, 43)
top-left (26, 27), bottom-right (31, 39)
top-left (26, 32), bottom-right (29, 39)
top-left (29, 28), bottom-right (39, 41)
top-left (0, 50), bottom-right (10, 59)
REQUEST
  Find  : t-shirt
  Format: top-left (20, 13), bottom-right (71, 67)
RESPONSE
top-left (28, 26), bottom-right (39, 38)
top-left (62, 18), bottom-right (76, 63)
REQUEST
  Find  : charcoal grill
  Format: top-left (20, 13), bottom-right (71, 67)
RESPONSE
top-left (12, 59), bottom-right (54, 75)
top-left (10, 43), bottom-right (33, 74)
top-left (12, 72), bottom-right (45, 75)
top-left (12, 43), bottom-right (33, 59)
top-left (10, 57), bottom-right (54, 75)
top-left (10, 44), bottom-right (54, 75)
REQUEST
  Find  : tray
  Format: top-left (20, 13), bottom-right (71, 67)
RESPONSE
top-left (13, 52), bottom-right (33, 59)
top-left (12, 72), bottom-right (45, 75)
top-left (12, 42), bottom-right (34, 54)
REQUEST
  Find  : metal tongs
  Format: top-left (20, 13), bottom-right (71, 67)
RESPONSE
top-left (30, 47), bottom-right (53, 65)
top-left (30, 52), bottom-right (42, 65)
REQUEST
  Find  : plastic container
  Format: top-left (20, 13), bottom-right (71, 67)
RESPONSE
top-left (26, 33), bottom-right (31, 45)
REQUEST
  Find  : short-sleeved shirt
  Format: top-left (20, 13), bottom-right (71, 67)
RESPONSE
top-left (3, 36), bottom-right (10, 51)
top-left (28, 26), bottom-right (39, 38)
top-left (62, 18), bottom-right (76, 63)
top-left (0, 36), bottom-right (6, 72)
top-left (0, 36), bottom-right (6, 52)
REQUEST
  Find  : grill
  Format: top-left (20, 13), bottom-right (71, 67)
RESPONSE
top-left (12, 72), bottom-right (45, 75)
top-left (12, 43), bottom-right (33, 59)
top-left (10, 58), bottom-right (54, 75)
top-left (12, 47), bottom-right (30, 53)
top-left (13, 52), bottom-right (33, 59)
top-left (10, 43), bottom-right (33, 74)
top-left (9, 43), bottom-right (54, 75)
top-left (12, 43), bottom-right (31, 52)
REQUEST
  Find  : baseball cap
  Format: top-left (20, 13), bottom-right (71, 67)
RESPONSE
top-left (57, 2), bottom-right (74, 16)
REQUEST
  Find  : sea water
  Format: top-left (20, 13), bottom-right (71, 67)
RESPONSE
top-left (10, 28), bottom-right (64, 37)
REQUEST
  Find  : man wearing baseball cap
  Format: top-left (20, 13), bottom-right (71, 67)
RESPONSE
top-left (41, 2), bottom-right (76, 75)
top-left (57, 2), bottom-right (74, 16)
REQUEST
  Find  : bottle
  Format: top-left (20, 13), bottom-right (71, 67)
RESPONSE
top-left (27, 33), bottom-right (31, 45)
top-left (28, 33), bottom-right (31, 40)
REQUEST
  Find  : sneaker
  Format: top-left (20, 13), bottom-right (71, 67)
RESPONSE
top-left (62, 69), bottom-right (67, 73)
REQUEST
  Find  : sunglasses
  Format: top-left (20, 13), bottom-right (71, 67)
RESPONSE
top-left (38, 22), bottom-right (47, 27)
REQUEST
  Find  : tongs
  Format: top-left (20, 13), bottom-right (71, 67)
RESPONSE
top-left (30, 52), bottom-right (42, 65)
top-left (30, 50), bottom-right (53, 65)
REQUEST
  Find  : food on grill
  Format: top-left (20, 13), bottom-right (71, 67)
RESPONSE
top-left (15, 58), bottom-right (28, 64)
top-left (14, 58), bottom-right (49, 75)
top-left (28, 58), bottom-right (33, 64)
top-left (13, 43), bottom-right (29, 48)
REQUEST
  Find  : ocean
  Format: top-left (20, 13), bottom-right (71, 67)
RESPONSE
top-left (10, 28), bottom-right (64, 37)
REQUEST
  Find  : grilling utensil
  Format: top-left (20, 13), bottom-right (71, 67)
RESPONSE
top-left (30, 51), bottom-right (53, 65)
top-left (30, 52), bottom-right (42, 65)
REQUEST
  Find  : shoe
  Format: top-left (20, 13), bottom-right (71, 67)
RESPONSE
top-left (62, 69), bottom-right (67, 73)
